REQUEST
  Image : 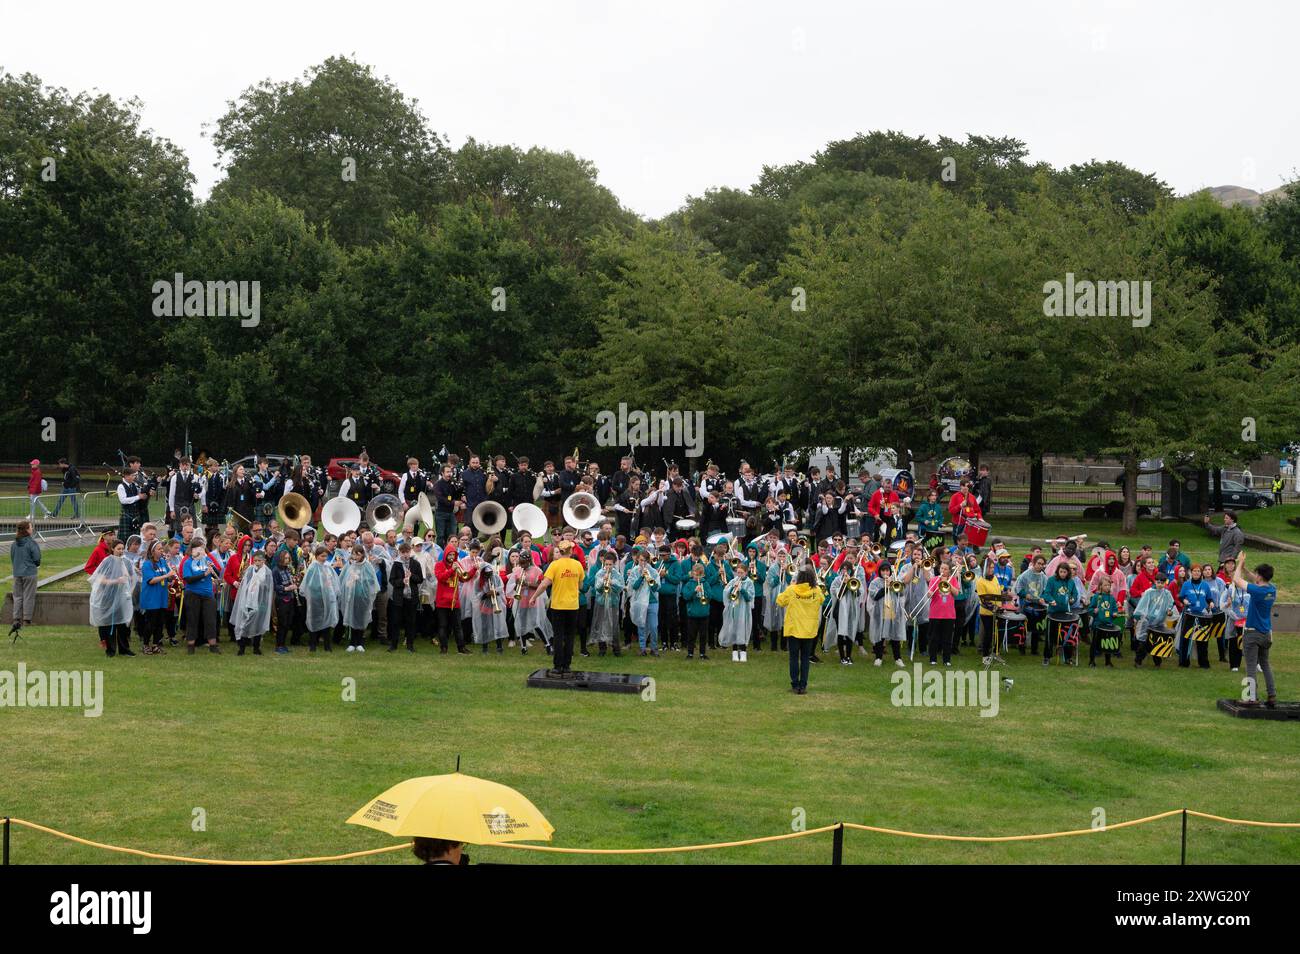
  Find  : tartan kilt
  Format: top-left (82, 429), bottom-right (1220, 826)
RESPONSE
top-left (118, 511), bottom-right (139, 541)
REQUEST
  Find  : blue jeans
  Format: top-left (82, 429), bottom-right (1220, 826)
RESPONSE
top-left (788, 637), bottom-right (812, 689)
top-left (28, 494), bottom-right (52, 518)
top-left (638, 602), bottom-right (659, 650)
top-left (51, 488), bottom-right (80, 517)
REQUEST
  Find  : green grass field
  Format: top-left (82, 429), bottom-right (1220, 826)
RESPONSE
top-left (3, 520), bottom-right (1298, 866)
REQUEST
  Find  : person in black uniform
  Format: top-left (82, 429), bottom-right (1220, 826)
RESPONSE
top-left (397, 457), bottom-right (430, 518)
top-left (252, 458), bottom-right (282, 524)
top-left (167, 456), bottom-right (202, 534)
top-left (387, 541), bottom-right (423, 652)
top-left (613, 475), bottom-right (643, 540)
top-left (224, 463), bottom-right (256, 529)
top-left (973, 464), bottom-right (993, 517)
top-left (462, 455), bottom-right (488, 533)
top-left (432, 464), bottom-right (462, 544)
top-left (202, 459), bottom-right (226, 537)
top-left (339, 462), bottom-right (372, 512)
top-left (506, 456), bottom-right (537, 517)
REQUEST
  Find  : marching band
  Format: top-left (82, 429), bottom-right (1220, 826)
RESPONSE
top-left (83, 450), bottom-right (1277, 705)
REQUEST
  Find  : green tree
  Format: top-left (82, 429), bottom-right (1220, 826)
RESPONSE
top-left (210, 56), bottom-right (451, 247)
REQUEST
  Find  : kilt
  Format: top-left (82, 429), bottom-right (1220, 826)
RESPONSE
top-left (119, 509), bottom-right (141, 541)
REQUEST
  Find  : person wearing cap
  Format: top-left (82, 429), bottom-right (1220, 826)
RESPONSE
top-left (28, 459), bottom-right (52, 519)
top-left (534, 539), bottom-right (585, 673)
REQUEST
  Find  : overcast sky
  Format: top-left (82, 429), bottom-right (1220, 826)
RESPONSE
top-left (4, 0), bottom-right (1296, 218)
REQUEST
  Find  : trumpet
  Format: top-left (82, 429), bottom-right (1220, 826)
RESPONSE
top-left (728, 582), bottom-right (741, 603)
top-left (696, 581), bottom-right (709, 605)
top-left (601, 566), bottom-right (613, 596)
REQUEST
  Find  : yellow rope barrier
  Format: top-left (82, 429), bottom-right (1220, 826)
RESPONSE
top-left (492, 824), bottom-right (840, 854)
top-left (840, 809), bottom-right (1184, 843)
top-left (4, 818), bottom-right (411, 865)
top-left (1, 809), bottom-right (1295, 863)
top-left (1184, 810), bottom-right (1300, 828)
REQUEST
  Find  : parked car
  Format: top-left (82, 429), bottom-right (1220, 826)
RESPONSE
top-left (324, 457), bottom-right (400, 496)
top-left (229, 453), bottom-right (294, 476)
top-left (1214, 478), bottom-right (1273, 510)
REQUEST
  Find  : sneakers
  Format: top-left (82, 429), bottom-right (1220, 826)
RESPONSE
top-left (739, 651), bottom-right (747, 662)
top-left (839, 658), bottom-right (849, 666)
top-left (982, 656), bottom-right (991, 666)
top-left (346, 645), bottom-right (356, 652)
top-left (732, 650), bottom-right (739, 662)
top-left (1042, 658), bottom-right (1049, 667)
top-left (873, 658), bottom-right (882, 667)
top-left (895, 659), bottom-right (904, 668)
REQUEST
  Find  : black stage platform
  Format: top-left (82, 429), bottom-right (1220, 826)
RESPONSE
top-left (526, 669), bottom-right (650, 695)
top-left (1217, 699), bottom-right (1300, 720)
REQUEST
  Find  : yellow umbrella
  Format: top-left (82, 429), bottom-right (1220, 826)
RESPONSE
top-left (346, 770), bottom-right (554, 845)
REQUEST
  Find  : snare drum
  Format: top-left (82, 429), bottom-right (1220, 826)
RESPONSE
top-left (725, 516), bottom-right (747, 540)
top-left (963, 517), bottom-right (991, 548)
top-left (675, 518), bottom-right (699, 534)
top-left (845, 518), bottom-right (861, 539)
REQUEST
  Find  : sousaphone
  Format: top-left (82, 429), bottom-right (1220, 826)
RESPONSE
top-left (404, 491), bottom-right (434, 533)
top-left (277, 491), bottom-right (312, 530)
top-left (365, 493), bottom-right (402, 534)
top-left (511, 502), bottom-right (548, 539)
top-left (473, 500), bottom-right (508, 537)
top-left (561, 491), bottom-right (601, 531)
top-left (321, 496), bottom-right (362, 536)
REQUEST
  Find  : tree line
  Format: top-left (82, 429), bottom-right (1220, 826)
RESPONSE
top-left (2, 56), bottom-right (1298, 528)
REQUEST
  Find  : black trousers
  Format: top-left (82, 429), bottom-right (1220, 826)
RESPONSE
top-left (99, 623), bottom-right (130, 655)
top-left (686, 615), bottom-right (709, 654)
top-left (928, 617), bottom-right (955, 664)
top-left (660, 596), bottom-right (680, 647)
top-left (872, 639), bottom-right (902, 660)
top-left (435, 606), bottom-right (463, 650)
top-left (309, 627), bottom-right (332, 651)
top-left (388, 598), bottom-right (416, 650)
top-left (275, 600), bottom-right (294, 648)
top-left (143, 607), bottom-right (167, 646)
top-left (709, 601), bottom-right (722, 647)
top-left (185, 595), bottom-right (218, 645)
top-left (550, 607), bottom-right (578, 671)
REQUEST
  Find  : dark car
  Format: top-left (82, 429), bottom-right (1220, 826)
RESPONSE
top-left (1213, 478), bottom-right (1273, 509)
top-left (230, 453), bottom-right (294, 476)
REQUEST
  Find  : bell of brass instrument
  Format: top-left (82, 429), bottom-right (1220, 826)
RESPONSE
top-left (889, 578), bottom-right (906, 595)
top-left (365, 493), bottom-right (402, 534)
top-left (728, 583), bottom-right (740, 603)
top-left (846, 576), bottom-right (861, 594)
top-left (696, 581), bottom-right (708, 605)
top-left (277, 491), bottom-right (312, 530)
top-left (921, 558), bottom-right (934, 570)
top-left (962, 569), bottom-right (976, 583)
top-left (938, 578), bottom-right (953, 595)
top-left (562, 491), bottom-right (601, 531)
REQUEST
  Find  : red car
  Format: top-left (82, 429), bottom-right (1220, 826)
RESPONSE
top-left (325, 457), bottom-right (401, 496)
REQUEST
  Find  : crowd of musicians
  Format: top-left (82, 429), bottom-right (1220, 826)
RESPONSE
top-left (83, 451), bottom-right (1279, 704)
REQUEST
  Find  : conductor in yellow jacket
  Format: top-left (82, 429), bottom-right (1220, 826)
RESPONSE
top-left (777, 565), bottom-right (823, 694)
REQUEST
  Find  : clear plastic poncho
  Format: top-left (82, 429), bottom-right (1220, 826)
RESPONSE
top-left (338, 559), bottom-right (381, 631)
top-left (231, 564), bottom-right (274, 640)
top-left (301, 559), bottom-right (341, 632)
top-left (89, 554), bottom-right (136, 627)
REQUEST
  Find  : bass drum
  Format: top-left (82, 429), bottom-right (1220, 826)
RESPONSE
top-left (1093, 623), bottom-right (1122, 652)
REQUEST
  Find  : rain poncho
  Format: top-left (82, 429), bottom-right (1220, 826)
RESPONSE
top-left (1133, 585), bottom-right (1175, 644)
top-left (718, 576), bottom-right (755, 646)
top-left (89, 554), bottom-right (136, 627)
top-left (230, 564), bottom-right (273, 640)
top-left (763, 556), bottom-right (791, 631)
top-left (823, 566), bottom-right (865, 649)
top-left (512, 564), bottom-right (551, 639)
top-left (338, 559), bottom-right (381, 631)
top-left (867, 575), bottom-right (908, 644)
top-left (626, 563), bottom-right (660, 631)
top-left (301, 559), bottom-right (341, 632)
top-left (472, 565), bottom-right (508, 643)
top-left (584, 562), bottom-right (623, 644)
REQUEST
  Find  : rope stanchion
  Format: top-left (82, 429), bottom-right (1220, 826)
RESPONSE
top-left (493, 825), bottom-right (840, 855)
top-left (0, 809), bottom-right (1294, 864)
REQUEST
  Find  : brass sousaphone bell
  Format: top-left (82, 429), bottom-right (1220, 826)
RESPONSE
top-left (277, 492), bottom-right (313, 530)
top-left (365, 493), bottom-right (402, 534)
top-left (473, 500), bottom-right (509, 537)
top-left (321, 496), bottom-right (362, 536)
top-left (561, 491), bottom-right (601, 531)
top-left (404, 491), bottom-right (434, 533)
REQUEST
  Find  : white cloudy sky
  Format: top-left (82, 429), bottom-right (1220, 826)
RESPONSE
top-left (4, 0), bottom-right (1296, 218)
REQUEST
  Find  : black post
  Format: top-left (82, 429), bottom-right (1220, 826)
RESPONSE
top-left (3, 817), bottom-right (9, 866)
top-left (831, 823), bottom-right (844, 866)
top-left (1180, 809), bottom-right (1187, 866)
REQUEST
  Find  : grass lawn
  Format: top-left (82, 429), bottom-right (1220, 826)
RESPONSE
top-left (4, 526), bottom-right (1297, 866)
top-left (2, 624), bottom-right (1297, 866)
top-left (1233, 505), bottom-right (1300, 549)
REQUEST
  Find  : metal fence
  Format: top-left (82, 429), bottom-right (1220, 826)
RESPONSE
top-left (0, 492), bottom-right (121, 544)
